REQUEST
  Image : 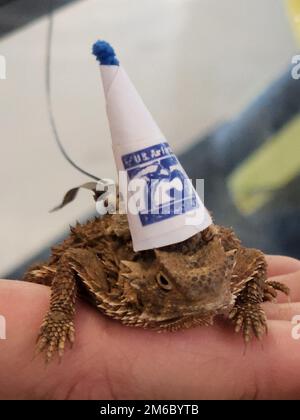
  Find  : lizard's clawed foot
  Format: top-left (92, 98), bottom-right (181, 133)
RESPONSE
top-left (36, 311), bottom-right (75, 363)
top-left (229, 303), bottom-right (268, 343)
top-left (264, 280), bottom-right (290, 302)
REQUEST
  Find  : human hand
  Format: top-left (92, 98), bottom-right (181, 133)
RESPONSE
top-left (1, 255), bottom-right (300, 400)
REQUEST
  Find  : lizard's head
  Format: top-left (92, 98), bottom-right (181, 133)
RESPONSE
top-left (120, 232), bottom-right (236, 329)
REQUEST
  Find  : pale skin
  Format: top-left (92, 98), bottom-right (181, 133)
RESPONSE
top-left (1, 255), bottom-right (300, 400)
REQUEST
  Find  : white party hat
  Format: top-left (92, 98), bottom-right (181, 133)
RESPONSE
top-left (93, 41), bottom-right (212, 251)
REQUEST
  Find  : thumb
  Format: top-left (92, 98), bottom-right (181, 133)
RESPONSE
top-left (0, 280), bottom-right (112, 399)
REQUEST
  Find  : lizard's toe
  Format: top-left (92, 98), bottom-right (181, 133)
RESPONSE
top-left (36, 311), bottom-right (75, 363)
top-left (264, 280), bottom-right (290, 302)
top-left (229, 303), bottom-right (267, 342)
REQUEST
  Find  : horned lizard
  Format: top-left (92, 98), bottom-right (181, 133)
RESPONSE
top-left (24, 208), bottom-right (289, 362)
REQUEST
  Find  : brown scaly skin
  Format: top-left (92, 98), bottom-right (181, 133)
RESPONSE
top-left (23, 213), bottom-right (289, 362)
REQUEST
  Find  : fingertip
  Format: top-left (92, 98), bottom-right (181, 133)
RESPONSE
top-left (266, 255), bottom-right (300, 278)
top-left (254, 320), bottom-right (300, 399)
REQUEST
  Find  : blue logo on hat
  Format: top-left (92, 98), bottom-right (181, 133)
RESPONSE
top-left (122, 143), bottom-right (199, 226)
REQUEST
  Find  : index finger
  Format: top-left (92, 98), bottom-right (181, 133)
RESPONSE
top-left (266, 255), bottom-right (300, 278)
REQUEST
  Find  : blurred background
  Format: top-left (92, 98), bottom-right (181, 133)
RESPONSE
top-left (0, 0), bottom-right (299, 278)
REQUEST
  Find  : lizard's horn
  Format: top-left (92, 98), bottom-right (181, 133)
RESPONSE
top-left (92, 40), bottom-right (212, 251)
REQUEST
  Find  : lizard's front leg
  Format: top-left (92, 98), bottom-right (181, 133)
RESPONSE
top-left (229, 278), bottom-right (268, 342)
top-left (229, 249), bottom-right (268, 342)
top-left (229, 248), bottom-right (290, 342)
top-left (36, 252), bottom-right (77, 363)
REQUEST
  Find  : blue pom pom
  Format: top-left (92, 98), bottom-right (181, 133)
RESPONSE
top-left (92, 40), bottom-right (119, 66)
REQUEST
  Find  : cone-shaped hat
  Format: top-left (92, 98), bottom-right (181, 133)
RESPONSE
top-left (93, 41), bottom-right (212, 251)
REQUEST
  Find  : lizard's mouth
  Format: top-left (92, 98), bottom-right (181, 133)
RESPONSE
top-left (140, 308), bottom-right (206, 324)
top-left (148, 311), bottom-right (214, 331)
top-left (151, 300), bottom-right (234, 324)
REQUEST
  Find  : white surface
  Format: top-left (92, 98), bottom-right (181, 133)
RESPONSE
top-left (0, 0), bottom-right (296, 275)
top-left (101, 65), bottom-right (164, 145)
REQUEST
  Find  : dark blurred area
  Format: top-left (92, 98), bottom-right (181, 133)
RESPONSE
top-left (0, 0), bottom-right (81, 37)
top-left (181, 71), bottom-right (300, 258)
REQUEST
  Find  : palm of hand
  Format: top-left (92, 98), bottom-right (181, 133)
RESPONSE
top-left (0, 255), bottom-right (300, 400)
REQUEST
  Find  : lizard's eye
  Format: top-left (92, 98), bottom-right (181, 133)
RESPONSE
top-left (156, 272), bottom-right (173, 291)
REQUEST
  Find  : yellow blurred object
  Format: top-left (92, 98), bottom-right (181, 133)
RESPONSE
top-left (229, 115), bottom-right (300, 215)
top-left (228, 0), bottom-right (300, 215)
top-left (286, 0), bottom-right (300, 43)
